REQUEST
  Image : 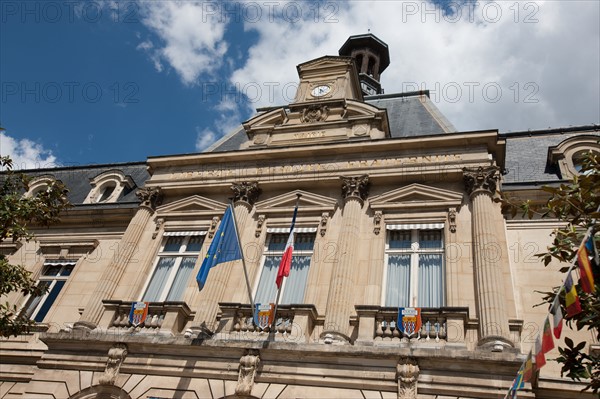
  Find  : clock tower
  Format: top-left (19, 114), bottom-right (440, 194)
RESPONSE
top-left (242, 34), bottom-right (391, 147)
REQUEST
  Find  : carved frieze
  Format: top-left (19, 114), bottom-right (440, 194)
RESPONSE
top-left (231, 181), bottom-right (260, 206)
top-left (341, 175), bottom-right (370, 203)
top-left (136, 186), bottom-right (162, 210)
top-left (397, 357), bottom-right (419, 399)
top-left (99, 343), bottom-right (128, 385)
top-left (235, 350), bottom-right (260, 396)
top-left (463, 166), bottom-right (499, 197)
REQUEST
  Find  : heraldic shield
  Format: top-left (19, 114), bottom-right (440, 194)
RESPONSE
top-left (129, 301), bottom-right (149, 327)
top-left (397, 307), bottom-right (422, 337)
top-left (254, 303), bottom-right (275, 330)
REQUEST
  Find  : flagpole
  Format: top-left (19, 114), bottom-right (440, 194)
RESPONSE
top-left (229, 199), bottom-right (256, 319)
top-left (270, 193), bottom-right (301, 338)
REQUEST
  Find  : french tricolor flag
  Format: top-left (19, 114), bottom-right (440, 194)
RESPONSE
top-left (276, 204), bottom-right (298, 289)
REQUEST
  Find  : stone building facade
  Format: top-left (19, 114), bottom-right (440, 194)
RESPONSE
top-left (1, 34), bottom-right (599, 399)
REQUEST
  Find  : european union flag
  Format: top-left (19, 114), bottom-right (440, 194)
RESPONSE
top-left (196, 205), bottom-right (242, 290)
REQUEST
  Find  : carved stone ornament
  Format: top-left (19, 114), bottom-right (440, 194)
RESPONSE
top-left (152, 218), bottom-right (164, 239)
top-left (341, 175), bottom-right (370, 203)
top-left (373, 211), bottom-right (383, 235)
top-left (256, 214), bottom-right (266, 237)
top-left (235, 350), bottom-right (260, 396)
top-left (231, 181), bottom-right (260, 206)
top-left (135, 186), bottom-right (162, 209)
top-left (397, 357), bottom-right (419, 399)
top-left (463, 166), bottom-right (499, 197)
top-left (448, 208), bottom-right (457, 233)
top-left (320, 212), bottom-right (329, 237)
top-left (301, 104), bottom-right (329, 123)
top-left (99, 343), bottom-right (128, 385)
top-left (209, 216), bottom-right (219, 238)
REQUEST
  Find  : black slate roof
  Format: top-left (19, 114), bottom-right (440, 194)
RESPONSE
top-left (501, 126), bottom-right (599, 184)
top-left (206, 91), bottom-right (456, 153)
top-left (19, 162), bottom-right (149, 205)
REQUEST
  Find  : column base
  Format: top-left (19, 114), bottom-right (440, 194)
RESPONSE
top-left (478, 336), bottom-right (514, 352)
top-left (320, 331), bottom-right (351, 345)
top-left (73, 320), bottom-right (97, 331)
top-left (189, 323), bottom-right (215, 339)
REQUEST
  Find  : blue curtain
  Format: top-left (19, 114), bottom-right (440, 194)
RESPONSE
top-left (385, 255), bottom-right (411, 307)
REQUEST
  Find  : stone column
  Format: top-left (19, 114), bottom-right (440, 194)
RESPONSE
top-left (190, 181), bottom-right (259, 336)
top-left (463, 166), bottom-right (512, 350)
top-left (322, 175), bottom-right (369, 343)
top-left (75, 187), bottom-right (162, 330)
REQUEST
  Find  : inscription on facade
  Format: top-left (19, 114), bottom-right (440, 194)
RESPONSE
top-left (168, 154), bottom-right (463, 181)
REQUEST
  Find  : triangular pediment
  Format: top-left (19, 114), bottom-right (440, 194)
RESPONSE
top-left (242, 108), bottom-right (287, 131)
top-left (157, 195), bottom-right (227, 217)
top-left (255, 190), bottom-right (338, 216)
top-left (296, 55), bottom-right (354, 72)
top-left (370, 183), bottom-right (463, 210)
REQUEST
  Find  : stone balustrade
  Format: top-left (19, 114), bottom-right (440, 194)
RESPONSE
top-left (218, 303), bottom-right (320, 342)
top-left (355, 306), bottom-right (472, 347)
top-left (100, 300), bottom-right (193, 335)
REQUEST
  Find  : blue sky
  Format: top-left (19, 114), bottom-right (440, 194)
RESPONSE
top-left (1, 1), bottom-right (599, 169)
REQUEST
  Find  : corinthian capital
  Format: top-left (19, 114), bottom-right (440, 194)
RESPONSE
top-left (135, 186), bottom-right (162, 210)
top-left (463, 166), bottom-right (499, 197)
top-left (341, 175), bottom-right (370, 203)
top-left (231, 181), bottom-right (260, 206)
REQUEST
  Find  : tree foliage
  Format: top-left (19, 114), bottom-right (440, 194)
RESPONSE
top-left (0, 156), bottom-right (71, 337)
top-left (499, 150), bottom-right (600, 392)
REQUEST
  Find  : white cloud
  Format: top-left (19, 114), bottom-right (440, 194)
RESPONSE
top-left (229, 0), bottom-right (599, 133)
top-left (0, 133), bottom-right (58, 170)
top-left (195, 127), bottom-right (216, 151)
top-left (136, 1), bottom-right (229, 85)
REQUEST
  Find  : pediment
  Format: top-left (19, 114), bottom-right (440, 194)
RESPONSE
top-left (255, 190), bottom-right (338, 216)
top-left (242, 108), bottom-right (287, 132)
top-left (296, 56), bottom-right (353, 73)
top-left (370, 184), bottom-right (463, 210)
top-left (156, 195), bottom-right (227, 217)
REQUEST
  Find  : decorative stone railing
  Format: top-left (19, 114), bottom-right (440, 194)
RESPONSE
top-left (100, 300), bottom-right (193, 335)
top-left (217, 303), bottom-right (320, 342)
top-left (355, 306), bottom-right (473, 347)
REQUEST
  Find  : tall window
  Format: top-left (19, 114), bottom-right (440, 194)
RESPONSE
top-left (384, 226), bottom-right (444, 308)
top-left (254, 232), bottom-right (315, 305)
top-left (142, 233), bottom-right (205, 302)
top-left (23, 260), bottom-right (76, 323)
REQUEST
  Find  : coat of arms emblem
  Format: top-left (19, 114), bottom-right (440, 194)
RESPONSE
top-left (397, 307), bottom-right (422, 337)
top-left (254, 303), bottom-right (274, 330)
top-left (129, 301), bottom-right (149, 327)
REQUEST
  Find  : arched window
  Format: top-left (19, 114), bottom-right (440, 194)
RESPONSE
top-left (548, 135), bottom-right (600, 178)
top-left (84, 170), bottom-right (134, 204)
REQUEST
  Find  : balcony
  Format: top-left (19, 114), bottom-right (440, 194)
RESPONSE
top-left (355, 306), bottom-right (474, 348)
top-left (217, 303), bottom-right (321, 343)
top-left (100, 300), bottom-right (194, 336)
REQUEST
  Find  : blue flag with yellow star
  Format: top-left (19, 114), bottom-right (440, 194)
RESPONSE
top-left (196, 205), bottom-right (242, 290)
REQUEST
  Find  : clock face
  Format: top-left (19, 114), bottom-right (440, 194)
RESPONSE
top-left (311, 84), bottom-right (331, 97)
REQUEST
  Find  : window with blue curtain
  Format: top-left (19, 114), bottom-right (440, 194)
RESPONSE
top-left (23, 260), bottom-right (76, 323)
top-left (254, 232), bottom-right (315, 305)
top-left (385, 228), bottom-right (444, 308)
top-left (142, 233), bottom-right (205, 302)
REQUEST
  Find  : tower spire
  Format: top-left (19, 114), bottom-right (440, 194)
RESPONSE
top-left (339, 33), bottom-right (390, 96)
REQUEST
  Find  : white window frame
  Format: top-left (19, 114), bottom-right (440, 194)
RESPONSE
top-left (253, 228), bottom-right (317, 305)
top-left (382, 226), bottom-right (445, 308)
top-left (22, 260), bottom-right (76, 323)
top-left (141, 232), bottom-right (205, 302)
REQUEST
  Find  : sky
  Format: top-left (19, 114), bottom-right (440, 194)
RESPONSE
top-left (1, 0), bottom-right (599, 170)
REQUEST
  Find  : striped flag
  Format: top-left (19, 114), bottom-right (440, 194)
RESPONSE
top-left (275, 203), bottom-right (298, 289)
top-left (535, 334), bottom-right (546, 369)
top-left (541, 316), bottom-right (555, 353)
top-left (585, 235), bottom-right (599, 268)
top-left (550, 300), bottom-right (563, 339)
top-left (565, 273), bottom-right (582, 317)
top-left (577, 241), bottom-right (595, 293)
top-left (523, 352), bottom-right (534, 382)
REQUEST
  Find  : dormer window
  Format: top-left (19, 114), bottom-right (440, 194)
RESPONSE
top-left (84, 170), bottom-right (134, 204)
top-left (548, 135), bottom-right (600, 179)
top-left (25, 176), bottom-right (56, 197)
